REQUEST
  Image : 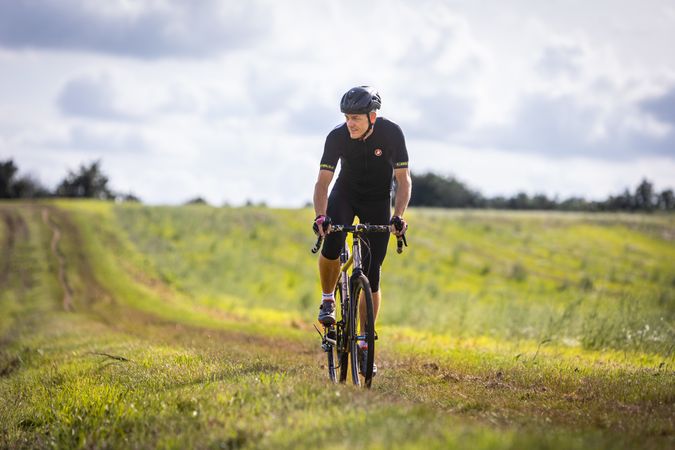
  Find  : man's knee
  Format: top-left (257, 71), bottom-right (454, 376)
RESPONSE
top-left (320, 232), bottom-right (346, 260)
top-left (367, 265), bottom-right (382, 292)
top-left (319, 254), bottom-right (340, 266)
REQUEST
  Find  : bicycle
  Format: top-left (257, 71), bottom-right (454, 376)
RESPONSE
top-left (311, 224), bottom-right (407, 388)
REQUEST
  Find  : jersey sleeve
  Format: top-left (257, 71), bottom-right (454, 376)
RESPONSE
top-left (319, 131), bottom-right (340, 172)
top-left (391, 123), bottom-right (409, 169)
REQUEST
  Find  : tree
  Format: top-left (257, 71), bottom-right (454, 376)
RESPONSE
top-left (604, 189), bottom-right (634, 211)
top-left (0, 160), bottom-right (19, 198)
top-left (184, 196), bottom-right (208, 205)
top-left (0, 159), bottom-right (50, 198)
top-left (531, 193), bottom-right (556, 210)
top-left (559, 197), bottom-right (590, 211)
top-left (508, 192), bottom-right (530, 209)
top-left (410, 172), bottom-right (483, 208)
top-left (634, 179), bottom-right (656, 212)
top-left (56, 160), bottom-right (113, 199)
top-left (657, 189), bottom-right (674, 211)
top-left (12, 174), bottom-right (50, 198)
top-left (116, 192), bottom-right (141, 203)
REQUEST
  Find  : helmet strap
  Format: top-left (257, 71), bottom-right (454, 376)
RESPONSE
top-left (359, 112), bottom-right (374, 141)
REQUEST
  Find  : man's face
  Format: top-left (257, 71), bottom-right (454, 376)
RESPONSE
top-left (345, 112), bottom-right (375, 139)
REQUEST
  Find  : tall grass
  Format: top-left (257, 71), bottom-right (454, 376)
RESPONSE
top-left (112, 205), bottom-right (675, 356)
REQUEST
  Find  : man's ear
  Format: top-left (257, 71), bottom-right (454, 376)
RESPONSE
top-left (369, 111), bottom-right (377, 122)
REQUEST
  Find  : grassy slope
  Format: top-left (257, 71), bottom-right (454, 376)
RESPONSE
top-left (0, 200), bottom-right (673, 449)
top-left (114, 203), bottom-right (675, 355)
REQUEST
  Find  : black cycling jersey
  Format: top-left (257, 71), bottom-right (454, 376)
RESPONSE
top-left (320, 117), bottom-right (409, 201)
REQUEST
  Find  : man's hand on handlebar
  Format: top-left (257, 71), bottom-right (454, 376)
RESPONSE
top-left (313, 215), bottom-right (332, 237)
top-left (389, 215), bottom-right (408, 237)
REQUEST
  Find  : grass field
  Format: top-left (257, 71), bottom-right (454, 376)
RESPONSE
top-left (0, 200), bottom-right (673, 449)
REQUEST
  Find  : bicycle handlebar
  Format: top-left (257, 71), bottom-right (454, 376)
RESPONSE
top-left (311, 224), bottom-right (408, 254)
top-left (331, 224), bottom-right (391, 233)
top-left (311, 235), bottom-right (323, 254)
top-left (397, 233), bottom-right (408, 254)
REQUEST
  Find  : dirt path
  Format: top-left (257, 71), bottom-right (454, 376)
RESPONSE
top-left (41, 208), bottom-right (73, 311)
top-left (0, 206), bottom-right (30, 288)
top-left (0, 209), bottom-right (17, 287)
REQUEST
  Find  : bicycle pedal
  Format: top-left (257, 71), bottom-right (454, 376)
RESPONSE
top-left (323, 326), bottom-right (337, 347)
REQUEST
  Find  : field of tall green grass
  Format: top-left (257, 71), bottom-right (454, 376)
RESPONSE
top-left (114, 204), bottom-right (674, 356)
top-left (1, 200), bottom-right (673, 449)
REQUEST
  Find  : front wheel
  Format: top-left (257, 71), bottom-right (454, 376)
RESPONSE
top-left (349, 274), bottom-right (375, 388)
top-left (336, 282), bottom-right (349, 384)
top-left (325, 327), bottom-right (337, 383)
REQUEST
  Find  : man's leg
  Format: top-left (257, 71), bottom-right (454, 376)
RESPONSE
top-left (359, 289), bottom-right (380, 333)
top-left (317, 254), bottom-right (340, 324)
top-left (319, 254), bottom-right (340, 295)
top-left (355, 197), bottom-right (390, 334)
top-left (372, 290), bottom-right (381, 323)
top-left (318, 192), bottom-right (353, 325)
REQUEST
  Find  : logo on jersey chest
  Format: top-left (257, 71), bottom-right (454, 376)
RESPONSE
top-left (374, 148), bottom-right (383, 157)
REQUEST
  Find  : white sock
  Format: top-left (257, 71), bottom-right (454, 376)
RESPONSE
top-left (322, 292), bottom-right (334, 303)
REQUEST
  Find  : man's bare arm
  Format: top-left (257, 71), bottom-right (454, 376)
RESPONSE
top-left (314, 169), bottom-right (334, 217)
top-left (393, 167), bottom-right (411, 217)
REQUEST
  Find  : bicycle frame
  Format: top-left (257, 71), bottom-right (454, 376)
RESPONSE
top-left (314, 223), bottom-right (395, 386)
top-left (322, 229), bottom-right (365, 356)
top-left (335, 225), bottom-right (374, 338)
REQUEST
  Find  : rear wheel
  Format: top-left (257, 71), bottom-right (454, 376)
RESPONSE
top-left (349, 274), bottom-right (375, 388)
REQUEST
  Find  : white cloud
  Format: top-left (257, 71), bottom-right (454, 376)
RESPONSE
top-left (0, 0), bottom-right (270, 59)
top-left (61, 125), bottom-right (147, 153)
top-left (536, 44), bottom-right (584, 79)
top-left (57, 74), bottom-right (140, 121)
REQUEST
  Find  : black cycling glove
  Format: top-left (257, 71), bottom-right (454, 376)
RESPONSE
top-left (313, 215), bottom-right (332, 235)
top-left (390, 215), bottom-right (407, 235)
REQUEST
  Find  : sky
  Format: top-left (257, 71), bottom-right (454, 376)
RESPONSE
top-left (1, 0), bottom-right (674, 206)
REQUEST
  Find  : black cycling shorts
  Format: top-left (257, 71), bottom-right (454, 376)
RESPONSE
top-left (321, 191), bottom-right (391, 292)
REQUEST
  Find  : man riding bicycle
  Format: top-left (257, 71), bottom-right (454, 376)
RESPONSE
top-left (313, 86), bottom-right (412, 374)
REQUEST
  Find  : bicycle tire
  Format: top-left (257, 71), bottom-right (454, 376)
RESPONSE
top-left (349, 274), bottom-right (375, 388)
top-left (326, 328), bottom-right (337, 383)
top-left (336, 282), bottom-right (349, 383)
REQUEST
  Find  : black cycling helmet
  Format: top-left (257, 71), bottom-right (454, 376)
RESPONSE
top-left (340, 86), bottom-right (382, 114)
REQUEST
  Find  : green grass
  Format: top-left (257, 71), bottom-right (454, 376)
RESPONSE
top-left (0, 201), bottom-right (673, 449)
top-left (113, 204), bottom-right (675, 355)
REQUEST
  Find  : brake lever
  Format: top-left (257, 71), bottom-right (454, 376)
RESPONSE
top-left (311, 235), bottom-right (323, 254)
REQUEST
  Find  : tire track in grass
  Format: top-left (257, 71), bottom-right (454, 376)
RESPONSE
top-left (43, 204), bottom-right (310, 364)
top-left (0, 206), bottom-right (35, 300)
top-left (0, 208), bottom-right (17, 287)
top-left (0, 205), bottom-right (35, 378)
top-left (41, 208), bottom-right (73, 311)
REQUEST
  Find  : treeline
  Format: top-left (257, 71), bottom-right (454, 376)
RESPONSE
top-left (0, 159), bottom-right (139, 201)
top-left (410, 172), bottom-right (674, 212)
top-left (3, 158), bottom-right (673, 212)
